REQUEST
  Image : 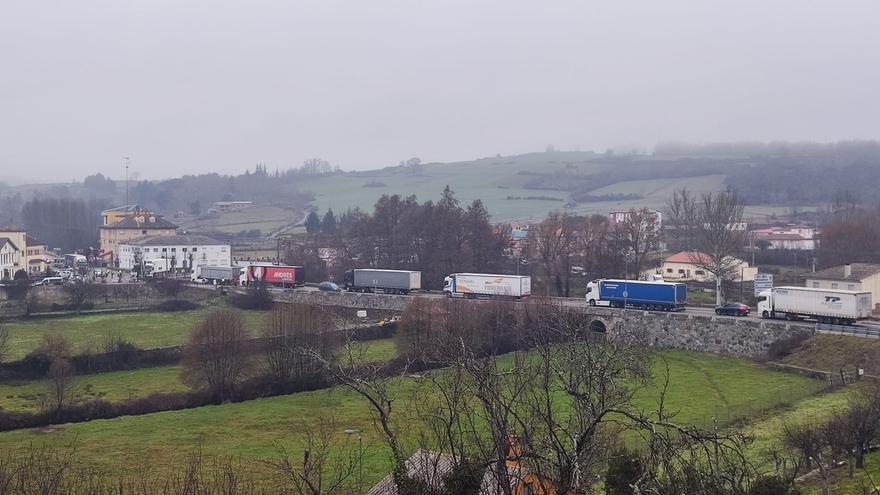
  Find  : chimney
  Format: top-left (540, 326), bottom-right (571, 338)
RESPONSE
top-left (844, 263), bottom-right (852, 278)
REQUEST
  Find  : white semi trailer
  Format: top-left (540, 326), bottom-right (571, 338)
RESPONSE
top-left (443, 273), bottom-right (531, 299)
top-left (757, 286), bottom-right (872, 325)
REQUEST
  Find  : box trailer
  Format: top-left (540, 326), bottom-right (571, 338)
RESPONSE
top-left (241, 265), bottom-right (305, 287)
top-left (585, 279), bottom-right (687, 311)
top-left (192, 265), bottom-right (241, 284)
top-left (443, 273), bottom-right (531, 299)
top-left (343, 269), bottom-right (421, 294)
top-left (758, 286), bottom-right (872, 325)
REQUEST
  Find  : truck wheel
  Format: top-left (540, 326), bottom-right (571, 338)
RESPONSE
top-left (761, 311), bottom-right (770, 319)
top-left (588, 299), bottom-right (596, 306)
top-left (715, 309), bottom-right (721, 315)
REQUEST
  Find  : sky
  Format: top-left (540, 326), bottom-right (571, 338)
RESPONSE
top-left (2, 1), bottom-right (879, 183)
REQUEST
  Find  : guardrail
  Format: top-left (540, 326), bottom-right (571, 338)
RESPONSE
top-left (815, 322), bottom-right (880, 338)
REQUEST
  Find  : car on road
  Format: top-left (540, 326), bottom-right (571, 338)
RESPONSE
top-left (715, 302), bottom-right (750, 317)
top-left (318, 281), bottom-right (341, 292)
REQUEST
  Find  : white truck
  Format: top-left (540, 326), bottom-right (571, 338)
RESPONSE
top-left (757, 286), bottom-right (872, 325)
top-left (191, 265), bottom-right (241, 284)
top-left (144, 258), bottom-right (173, 277)
top-left (443, 273), bottom-right (531, 299)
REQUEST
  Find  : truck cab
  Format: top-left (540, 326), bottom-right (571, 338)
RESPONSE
top-left (756, 290), bottom-right (772, 318)
top-left (585, 280), bottom-right (608, 306)
top-left (442, 275), bottom-right (455, 296)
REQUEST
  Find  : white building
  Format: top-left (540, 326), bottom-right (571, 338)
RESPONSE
top-left (804, 263), bottom-right (880, 309)
top-left (212, 201), bottom-right (254, 212)
top-left (662, 251), bottom-right (757, 282)
top-left (0, 238), bottom-right (20, 280)
top-left (118, 235), bottom-right (231, 271)
top-left (609, 208), bottom-right (662, 231)
top-left (751, 224), bottom-right (817, 251)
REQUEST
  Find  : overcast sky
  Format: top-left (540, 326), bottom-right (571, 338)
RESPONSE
top-left (2, 1), bottom-right (879, 183)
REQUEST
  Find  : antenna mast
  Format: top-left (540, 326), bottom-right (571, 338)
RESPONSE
top-left (123, 156), bottom-right (131, 205)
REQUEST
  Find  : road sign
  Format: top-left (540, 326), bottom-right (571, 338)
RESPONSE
top-left (754, 273), bottom-right (773, 296)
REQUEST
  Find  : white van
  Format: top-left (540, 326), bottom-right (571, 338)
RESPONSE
top-left (36, 277), bottom-right (64, 286)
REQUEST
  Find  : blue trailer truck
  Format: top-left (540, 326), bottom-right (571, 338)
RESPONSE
top-left (585, 279), bottom-right (687, 311)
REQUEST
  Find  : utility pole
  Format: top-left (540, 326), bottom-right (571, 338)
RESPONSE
top-left (122, 156), bottom-right (131, 205)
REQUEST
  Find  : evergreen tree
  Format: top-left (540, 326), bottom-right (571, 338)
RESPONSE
top-left (304, 211), bottom-right (321, 234)
top-left (321, 209), bottom-right (337, 233)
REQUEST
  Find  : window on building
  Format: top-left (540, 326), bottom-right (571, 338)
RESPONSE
top-left (171, 248), bottom-right (176, 252)
top-left (831, 283), bottom-right (839, 289)
top-left (695, 270), bottom-right (705, 276)
top-left (142, 230), bottom-right (147, 235)
top-left (666, 268), bottom-right (672, 273)
top-left (162, 248), bottom-right (167, 253)
top-left (678, 269), bottom-right (685, 274)
top-left (153, 248), bottom-right (158, 252)
top-left (182, 248), bottom-right (187, 252)
top-left (812, 282), bottom-right (819, 288)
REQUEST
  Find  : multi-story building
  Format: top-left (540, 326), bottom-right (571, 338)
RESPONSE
top-left (609, 208), bottom-right (663, 231)
top-left (0, 237), bottom-right (20, 280)
top-left (0, 227), bottom-right (49, 277)
top-left (117, 235), bottom-right (231, 271)
top-left (803, 263), bottom-right (880, 309)
top-left (99, 208), bottom-right (178, 267)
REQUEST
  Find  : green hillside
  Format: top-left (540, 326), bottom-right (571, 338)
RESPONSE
top-left (297, 151), bottom-right (798, 222)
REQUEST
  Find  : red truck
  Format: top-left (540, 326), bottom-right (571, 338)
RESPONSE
top-left (241, 265), bottom-right (305, 287)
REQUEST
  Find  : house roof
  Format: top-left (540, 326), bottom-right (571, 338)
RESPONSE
top-left (102, 204), bottom-right (142, 214)
top-left (124, 235), bottom-right (226, 247)
top-left (665, 251), bottom-right (714, 264)
top-left (761, 233), bottom-right (808, 241)
top-left (25, 235), bottom-right (43, 247)
top-left (365, 449), bottom-right (531, 495)
top-left (804, 263), bottom-right (880, 281)
top-left (0, 237), bottom-right (19, 251)
top-left (101, 216), bottom-right (178, 230)
top-left (0, 226), bottom-right (26, 233)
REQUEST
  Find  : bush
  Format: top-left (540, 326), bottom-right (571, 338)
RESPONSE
top-left (748, 476), bottom-right (801, 495)
top-left (230, 281), bottom-right (272, 310)
top-left (154, 299), bottom-right (200, 312)
top-left (767, 331), bottom-right (811, 361)
top-left (605, 448), bottom-right (643, 495)
top-left (19, 334), bottom-right (72, 376)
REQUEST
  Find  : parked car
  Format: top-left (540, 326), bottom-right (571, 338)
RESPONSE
top-left (318, 281), bottom-right (341, 292)
top-left (715, 302), bottom-right (751, 317)
top-left (34, 276), bottom-right (63, 286)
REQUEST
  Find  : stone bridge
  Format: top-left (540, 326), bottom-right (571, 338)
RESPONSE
top-left (275, 291), bottom-right (813, 358)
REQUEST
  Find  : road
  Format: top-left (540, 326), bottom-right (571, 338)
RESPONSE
top-left (260, 284), bottom-right (880, 336)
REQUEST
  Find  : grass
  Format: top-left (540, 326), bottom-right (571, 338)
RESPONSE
top-left (0, 365), bottom-right (187, 413)
top-left (783, 335), bottom-right (880, 376)
top-left (0, 350), bottom-right (825, 487)
top-left (2, 309), bottom-right (270, 359)
top-left (0, 338), bottom-right (398, 413)
top-left (177, 205), bottom-right (299, 236)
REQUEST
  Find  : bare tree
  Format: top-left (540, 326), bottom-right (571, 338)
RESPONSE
top-left (691, 190), bottom-right (747, 305)
top-left (666, 187), bottom-right (699, 252)
top-left (533, 212), bottom-right (574, 296)
top-left (782, 418), bottom-right (831, 495)
top-left (617, 208), bottom-right (660, 279)
top-left (45, 358), bottom-right (75, 416)
top-left (263, 303), bottom-right (339, 384)
top-left (269, 417), bottom-right (365, 495)
top-left (181, 309), bottom-right (252, 401)
top-left (304, 333), bottom-right (411, 491)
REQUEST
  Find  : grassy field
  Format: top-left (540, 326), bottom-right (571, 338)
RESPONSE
top-left (176, 205), bottom-right (300, 236)
top-left (0, 350), bottom-right (824, 486)
top-left (783, 334), bottom-right (880, 376)
top-left (2, 309), bottom-right (270, 359)
top-left (0, 339), bottom-right (398, 413)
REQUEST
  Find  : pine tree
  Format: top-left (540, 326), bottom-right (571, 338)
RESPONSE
top-left (304, 211), bottom-right (321, 234)
top-left (321, 209), bottom-right (337, 233)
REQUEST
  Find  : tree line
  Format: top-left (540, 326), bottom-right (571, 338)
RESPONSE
top-left (288, 187), bottom-right (510, 289)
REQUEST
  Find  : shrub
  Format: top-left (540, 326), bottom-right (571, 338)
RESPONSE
top-left (181, 309), bottom-right (252, 401)
top-left (230, 280), bottom-right (272, 310)
top-left (154, 299), bottom-right (200, 312)
top-left (20, 334), bottom-right (72, 376)
top-left (605, 447), bottom-right (643, 495)
top-left (767, 331), bottom-right (811, 361)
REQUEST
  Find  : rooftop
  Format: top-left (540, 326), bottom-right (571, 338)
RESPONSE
top-left (101, 216), bottom-right (178, 230)
top-left (665, 251), bottom-right (714, 264)
top-left (125, 235), bottom-right (227, 247)
top-left (25, 235), bottom-right (43, 246)
top-left (102, 204), bottom-right (143, 214)
top-left (804, 263), bottom-right (880, 281)
top-left (0, 237), bottom-right (19, 251)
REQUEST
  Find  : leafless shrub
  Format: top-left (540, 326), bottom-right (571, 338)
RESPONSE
top-left (181, 309), bottom-right (253, 401)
